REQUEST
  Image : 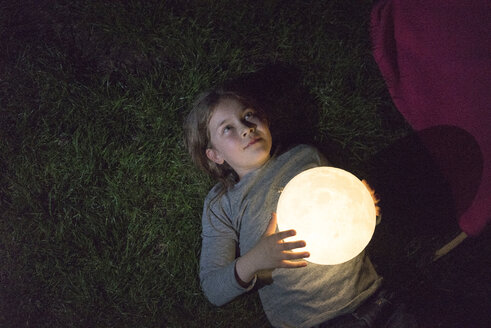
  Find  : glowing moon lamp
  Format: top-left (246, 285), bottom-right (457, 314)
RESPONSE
top-left (276, 167), bottom-right (376, 265)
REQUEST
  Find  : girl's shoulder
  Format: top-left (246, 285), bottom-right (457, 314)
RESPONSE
top-left (203, 145), bottom-right (325, 206)
top-left (276, 143), bottom-right (329, 167)
top-left (292, 143), bottom-right (318, 154)
top-left (203, 180), bottom-right (235, 211)
top-left (204, 182), bottom-right (225, 204)
top-left (277, 143), bottom-right (322, 158)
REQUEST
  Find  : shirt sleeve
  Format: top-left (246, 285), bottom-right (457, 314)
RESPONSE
top-left (199, 194), bottom-right (256, 306)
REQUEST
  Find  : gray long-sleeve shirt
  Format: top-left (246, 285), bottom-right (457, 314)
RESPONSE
top-left (200, 144), bottom-right (382, 327)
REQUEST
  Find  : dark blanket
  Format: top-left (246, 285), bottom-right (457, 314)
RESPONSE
top-left (371, 0), bottom-right (491, 236)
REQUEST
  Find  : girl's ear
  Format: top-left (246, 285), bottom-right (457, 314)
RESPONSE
top-left (206, 148), bottom-right (224, 165)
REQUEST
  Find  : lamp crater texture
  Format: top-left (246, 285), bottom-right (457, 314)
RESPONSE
top-left (276, 167), bottom-right (376, 265)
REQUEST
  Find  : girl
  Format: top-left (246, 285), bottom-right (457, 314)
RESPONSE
top-left (184, 86), bottom-right (417, 328)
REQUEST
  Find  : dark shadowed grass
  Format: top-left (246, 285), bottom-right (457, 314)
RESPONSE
top-left (1, 1), bottom-right (490, 327)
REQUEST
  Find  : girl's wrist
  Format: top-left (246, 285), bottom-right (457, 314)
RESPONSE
top-left (234, 260), bottom-right (254, 288)
top-left (235, 256), bottom-right (256, 287)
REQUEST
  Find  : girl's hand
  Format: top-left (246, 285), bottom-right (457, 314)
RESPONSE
top-left (361, 179), bottom-right (380, 217)
top-left (235, 213), bottom-right (309, 285)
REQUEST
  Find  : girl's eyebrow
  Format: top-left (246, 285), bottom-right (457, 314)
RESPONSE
top-left (216, 119), bottom-right (229, 129)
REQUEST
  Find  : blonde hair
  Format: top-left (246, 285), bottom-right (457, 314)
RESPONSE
top-left (184, 87), bottom-right (267, 189)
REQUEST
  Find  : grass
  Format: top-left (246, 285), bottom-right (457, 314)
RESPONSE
top-left (1, 1), bottom-right (490, 327)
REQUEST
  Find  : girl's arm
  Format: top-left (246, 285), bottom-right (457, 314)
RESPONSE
top-left (235, 213), bottom-right (309, 284)
top-left (199, 200), bottom-right (253, 306)
top-left (200, 213), bottom-right (309, 306)
top-left (200, 231), bottom-right (246, 306)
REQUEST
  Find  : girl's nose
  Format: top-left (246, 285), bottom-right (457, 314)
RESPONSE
top-left (242, 124), bottom-right (255, 137)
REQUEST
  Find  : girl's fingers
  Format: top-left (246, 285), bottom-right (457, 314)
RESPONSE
top-left (282, 251), bottom-right (310, 260)
top-left (280, 260), bottom-right (308, 268)
top-left (280, 240), bottom-right (306, 250)
top-left (274, 229), bottom-right (297, 241)
top-left (264, 212), bottom-right (277, 236)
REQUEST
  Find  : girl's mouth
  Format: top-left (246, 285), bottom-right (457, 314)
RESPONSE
top-left (245, 138), bottom-right (260, 148)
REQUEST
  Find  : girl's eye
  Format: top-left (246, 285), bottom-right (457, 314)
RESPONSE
top-left (223, 126), bottom-right (232, 133)
top-left (244, 111), bottom-right (255, 120)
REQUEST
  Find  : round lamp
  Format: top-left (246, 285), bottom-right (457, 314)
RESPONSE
top-left (276, 167), bottom-right (376, 265)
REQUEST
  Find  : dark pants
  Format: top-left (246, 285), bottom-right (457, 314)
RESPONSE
top-left (315, 289), bottom-right (418, 328)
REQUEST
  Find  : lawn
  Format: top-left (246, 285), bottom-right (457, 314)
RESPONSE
top-left (1, 1), bottom-right (490, 327)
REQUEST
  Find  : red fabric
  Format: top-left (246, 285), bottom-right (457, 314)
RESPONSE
top-left (371, 0), bottom-right (491, 236)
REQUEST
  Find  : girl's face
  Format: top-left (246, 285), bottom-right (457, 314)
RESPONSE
top-left (206, 97), bottom-right (272, 179)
